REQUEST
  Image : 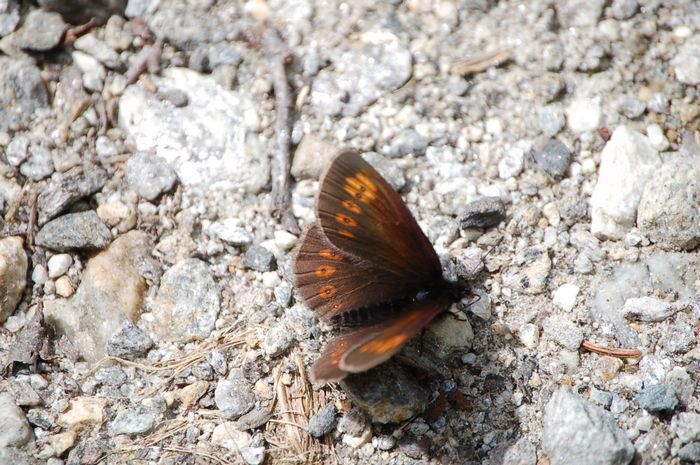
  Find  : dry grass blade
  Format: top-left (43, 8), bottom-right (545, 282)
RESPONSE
top-left (452, 49), bottom-right (512, 76)
top-left (581, 340), bottom-right (643, 359)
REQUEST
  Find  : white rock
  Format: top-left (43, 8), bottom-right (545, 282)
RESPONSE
top-left (261, 271), bottom-right (281, 288)
top-left (498, 147), bottom-right (524, 179)
top-left (273, 230), bottom-right (298, 251)
top-left (566, 97), bottom-right (602, 133)
top-left (620, 296), bottom-right (676, 322)
top-left (0, 393), bottom-right (32, 447)
top-left (55, 276), bottom-right (75, 298)
top-left (590, 126), bottom-right (662, 239)
top-left (646, 124), bottom-right (669, 151)
top-left (519, 323), bottom-right (540, 349)
top-left (552, 284), bottom-right (580, 312)
top-left (48, 254), bottom-right (73, 278)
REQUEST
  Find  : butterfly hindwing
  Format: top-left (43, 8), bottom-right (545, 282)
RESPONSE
top-left (312, 294), bottom-right (452, 383)
top-left (316, 150), bottom-right (442, 285)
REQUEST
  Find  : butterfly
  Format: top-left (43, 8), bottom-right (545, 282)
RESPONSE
top-left (293, 149), bottom-right (463, 383)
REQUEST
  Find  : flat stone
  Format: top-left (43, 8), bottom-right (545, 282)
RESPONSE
top-left (543, 388), bottom-right (634, 465)
top-left (620, 296), bottom-right (676, 322)
top-left (244, 246), bottom-right (276, 272)
top-left (125, 152), bottom-right (178, 201)
top-left (152, 258), bottom-right (221, 342)
top-left (0, 236), bottom-right (27, 324)
top-left (105, 320), bottom-right (154, 360)
top-left (15, 9), bottom-right (66, 51)
top-left (37, 166), bottom-right (108, 225)
top-left (635, 384), bottom-right (678, 414)
top-left (215, 379), bottom-right (256, 420)
top-left (109, 408), bottom-right (156, 437)
top-left (590, 126), bottom-right (661, 240)
top-left (459, 197), bottom-right (505, 229)
top-left (44, 232), bottom-right (150, 363)
top-left (35, 211), bottom-right (111, 252)
top-left (308, 403), bottom-right (337, 437)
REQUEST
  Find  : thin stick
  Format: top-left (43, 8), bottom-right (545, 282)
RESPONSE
top-left (264, 27), bottom-right (300, 234)
top-left (581, 340), bottom-right (643, 359)
top-left (452, 49), bottom-right (512, 76)
top-left (27, 190), bottom-right (38, 250)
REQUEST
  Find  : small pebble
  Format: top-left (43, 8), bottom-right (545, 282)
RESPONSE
top-left (534, 139), bottom-right (572, 178)
top-left (244, 246), bottom-right (276, 272)
top-left (308, 403), bottom-right (338, 437)
top-left (635, 384), bottom-right (678, 413)
top-left (47, 254), bottom-right (73, 279)
top-left (55, 276), bottom-right (74, 297)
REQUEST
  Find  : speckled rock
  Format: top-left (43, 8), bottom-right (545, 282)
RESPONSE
top-left (35, 211), bottom-right (112, 252)
top-left (0, 237), bottom-right (27, 324)
top-left (125, 152), bottom-right (178, 201)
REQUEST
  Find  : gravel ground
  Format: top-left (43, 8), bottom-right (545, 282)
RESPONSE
top-left (0, 1), bottom-right (699, 464)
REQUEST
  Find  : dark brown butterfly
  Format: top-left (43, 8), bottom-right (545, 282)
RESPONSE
top-left (294, 149), bottom-right (461, 383)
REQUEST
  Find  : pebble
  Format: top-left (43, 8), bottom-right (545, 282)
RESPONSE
top-left (617, 95), bottom-right (645, 119)
top-left (0, 393), bottom-right (32, 447)
top-left (72, 51), bottom-right (106, 92)
top-left (211, 222), bottom-right (253, 247)
top-left (308, 403), bottom-right (337, 437)
top-left (262, 325), bottom-right (294, 357)
top-left (105, 320), bottom-right (154, 360)
top-left (542, 315), bottom-right (583, 350)
top-left (424, 314), bottom-right (474, 359)
top-left (552, 283), bottom-right (579, 312)
top-left (0, 0), bottom-right (20, 36)
top-left (241, 446), bottom-right (265, 465)
top-left (44, 232), bottom-right (150, 363)
top-left (620, 296), bottom-right (676, 322)
top-left (35, 211), bottom-right (112, 252)
top-left (37, 166), bottom-right (108, 225)
top-left (518, 323), bottom-right (540, 349)
top-left (386, 129), bottom-right (429, 157)
top-left (672, 412), bottom-right (700, 444)
top-left (679, 443), bottom-right (700, 463)
top-left (635, 384), bottom-right (678, 414)
top-left (534, 139), bottom-right (571, 178)
top-left (58, 397), bottom-right (107, 428)
top-left (502, 438), bottom-right (537, 465)
top-left (610, 0), bottom-right (638, 19)
top-left (0, 57), bottom-right (48, 132)
top-left (152, 258), bottom-right (221, 342)
top-left (125, 152), bottom-right (178, 201)
top-left (566, 97), bottom-right (601, 133)
top-left (0, 237), bottom-right (28, 324)
top-left (19, 145), bottom-right (54, 181)
top-left (542, 388), bottom-right (634, 465)
top-left (503, 246), bottom-right (551, 295)
top-left (590, 126), bottom-right (661, 240)
top-left (671, 38), bottom-right (700, 85)
top-left (341, 361), bottom-right (430, 424)
top-left (109, 409), bottom-right (156, 437)
top-left (55, 276), bottom-right (74, 297)
top-left (244, 246), bottom-right (276, 272)
top-left (273, 230), bottom-right (297, 251)
top-left (459, 197), bottom-right (505, 229)
top-left (538, 105), bottom-right (565, 136)
top-left (47, 253), bottom-right (73, 279)
top-left (40, 431), bottom-right (76, 459)
top-left (637, 156), bottom-right (700, 250)
top-left (215, 379), bottom-right (256, 420)
top-left (589, 387), bottom-right (613, 408)
top-left (498, 147), bottom-right (525, 179)
top-left (15, 9), bottom-right (66, 51)
top-left (290, 135), bottom-right (335, 180)
top-left (645, 124), bottom-right (669, 151)
top-left (73, 33), bottom-right (120, 68)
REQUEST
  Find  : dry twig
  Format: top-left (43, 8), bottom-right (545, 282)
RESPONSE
top-left (581, 340), bottom-right (643, 359)
top-left (452, 49), bottom-right (512, 76)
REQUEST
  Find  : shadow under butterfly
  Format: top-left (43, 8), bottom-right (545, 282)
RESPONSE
top-left (294, 149), bottom-right (478, 384)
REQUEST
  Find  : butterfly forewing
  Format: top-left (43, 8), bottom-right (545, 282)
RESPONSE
top-left (294, 225), bottom-right (420, 321)
top-left (316, 150), bottom-right (442, 284)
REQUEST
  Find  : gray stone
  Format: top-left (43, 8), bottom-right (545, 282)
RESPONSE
top-left (637, 156), bottom-right (700, 250)
top-left (15, 9), bottom-right (66, 51)
top-left (620, 296), bottom-right (676, 322)
top-left (557, 0), bottom-right (606, 27)
top-left (44, 231), bottom-right (150, 363)
top-left (672, 412), bottom-right (700, 444)
top-left (610, 0), bottom-right (638, 19)
top-left (244, 246), bottom-right (276, 272)
top-left (617, 95), bottom-right (645, 119)
top-left (310, 31), bottom-right (412, 117)
top-left (152, 258), bottom-right (221, 342)
top-left (74, 33), bottom-right (120, 68)
top-left (95, 366), bottom-right (128, 386)
top-left (679, 443), bottom-right (700, 463)
top-left (666, 367), bottom-right (696, 406)
top-left (589, 388), bottom-right (613, 408)
top-left (125, 152), bottom-right (178, 201)
top-left (0, 0), bottom-right (20, 37)
top-left (0, 57), bottom-right (48, 132)
top-left (542, 315), bottom-right (584, 350)
top-left (543, 388), bottom-right (634, 465)
top-left (503, 246), bottom-right (551, 295)
top-left (590, 126), bottom-right (661, 240)
top-left (211, 223), bottom-right (253, 247)
top-left (308, 403), bottom-right (337, 438)
top-left (386, 129), bottom-right (429, 158)
top-left (19, 144), bottom-right (54, 181)
top-left (37, 166), bottom-right (108, 225)
top-left (35, 211), bottom-right (112, 252)
top-left (109, 408), bottom-right (156, 437)
top-left (363, 152), bottom-right (406, 191)
top-left (208, 348), bottom-right (227, 376)
top-left (672, 38), bottom-right (700, 85)
top-left (0, 393), bottom-right (32, 447)
top-left (459, 197), bottom-right (505, 229)
top-left (119, 68), bottom-right (269, 192)
top-left (538, 105), bottom-right (565, 136)
top-left (106, 320), bottom-right (154, 360)
top-left (0, 237), bottom-right (27, 324)
top-left (534, 139), bottom-right (571, 178)
top-left (341, 361), bottom-right (430, 424)
top-left (241, 446), bottom-right (265, 465)
top-left (263, 325), bottom-right (294, 357)
top-left (635, 384), bottom-right (678, 413)
top-left (290, 135), bottom-right (335, 180)
top-left (6, 134), bottom-right (29, 166)
top-left (502, 438), bottom-right (537, 465)
top-left (215, 379), bottom-right (256, 420)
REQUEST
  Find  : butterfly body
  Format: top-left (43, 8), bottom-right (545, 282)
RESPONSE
top-left (293, 150), bottom-right (462, 383)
